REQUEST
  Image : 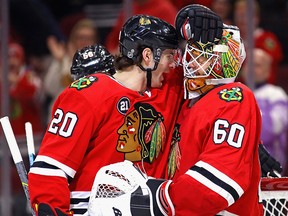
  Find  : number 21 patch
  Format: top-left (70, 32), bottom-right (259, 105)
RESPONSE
top-left (117, 97), bottom-right (130, 115)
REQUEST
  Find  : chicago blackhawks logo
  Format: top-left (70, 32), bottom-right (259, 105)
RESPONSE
top-left (218, 87), bottom-right (243, 102)
top-left (70, 76), bottom-right (97, 90)
top-left (116, 103), bottom-right (166, 163)
top-left (139, 17), bottom-right (151, 25)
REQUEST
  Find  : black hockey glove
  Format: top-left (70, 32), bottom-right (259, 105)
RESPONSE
top-left (259, 143), bottom-right (283, 177)
top-left (36, 203), bottom-right (72, 216)
top-left (175, 4), bottom-right (223, 44)
top-left (88, 160), bottom-right (174, 216)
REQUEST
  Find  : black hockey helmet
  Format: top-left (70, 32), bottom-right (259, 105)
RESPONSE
top-left (70, 44), bottom-right (115, 80)
top-left (119, 14), bottom-right (179, 63)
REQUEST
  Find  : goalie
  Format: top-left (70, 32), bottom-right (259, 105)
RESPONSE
top-left (88, 7), bottom-right (265, 216)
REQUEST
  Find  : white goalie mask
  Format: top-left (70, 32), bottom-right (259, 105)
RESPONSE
top-left (182, 42), bottom-right (222, 78)
top-left (182, 24), bottom-right (246, 99)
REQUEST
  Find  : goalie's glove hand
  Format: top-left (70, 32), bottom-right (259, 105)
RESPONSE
top-left (259, 143), bottom-right (283, 177)
top-left (88, 160), bottom-right (175, 216)
top-left (35, 203), bottom-right (73, 216)
top-left (175, 4), bottom-right (223, 44)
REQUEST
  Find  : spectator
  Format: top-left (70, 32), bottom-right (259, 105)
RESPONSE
top-left (1, 43), bottom-right (44, 136)
top-left (242, 48), bottom-right (288, 175)
top-left (233, 0), bottom-right (283, 84)
top-left (211, 0), bottom-right (234, 25)
top-left (105, 0), bottom-right (178, 55)
top-left (43, 18), bottom-right (98, 123)
top-left (169, 0), bottom-right (213, 10)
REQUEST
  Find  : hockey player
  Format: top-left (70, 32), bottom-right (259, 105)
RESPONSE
top-left (28, 15), bottom-right (179, 216)
top-left (163, 23), bottom-right (263, 216)
top-left (70, 44), bottom-right (115, 80)
top-left (28, 8), bottom-right (223, 216)
top-left (88, 16), bottom-right (264, 216)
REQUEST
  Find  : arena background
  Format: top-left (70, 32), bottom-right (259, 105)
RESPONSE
top-left (1, 0), bottom-right (288, 215)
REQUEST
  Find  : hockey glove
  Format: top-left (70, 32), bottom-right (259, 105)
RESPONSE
top-left (35, 203), bottom-right (73, 216)
top-left (175, 4), bottom-right (223, 44)
top-left (88, 160), bottom-right (174, 216)
top-left (259, 143), bottom-right (283, 177)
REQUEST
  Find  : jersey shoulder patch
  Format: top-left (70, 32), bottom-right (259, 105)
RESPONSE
top-left (217, 86), bottom-right (243, 102)
top-left (69, 76), bottom-right (98, 90)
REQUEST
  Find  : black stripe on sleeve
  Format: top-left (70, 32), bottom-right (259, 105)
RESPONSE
top-left (190, 165), bottom-right (240, 202)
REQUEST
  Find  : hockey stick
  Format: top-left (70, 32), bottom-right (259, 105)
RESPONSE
top-left (0, 116), bottom-right (36, 216)
top-left (25, 122), bottom-right (35, 167)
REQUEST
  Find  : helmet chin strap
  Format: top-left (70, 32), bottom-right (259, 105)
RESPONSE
top-left (138, 62), bottom-right (159, 88)
top-left (146, 68), bottom-right (152, 88)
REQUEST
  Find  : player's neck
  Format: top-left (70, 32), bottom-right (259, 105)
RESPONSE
top-left (113, 68), bottom-right (147, 92)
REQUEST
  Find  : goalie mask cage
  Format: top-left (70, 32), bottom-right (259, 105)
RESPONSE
top-left (260, 177), bottom-right (288, 216)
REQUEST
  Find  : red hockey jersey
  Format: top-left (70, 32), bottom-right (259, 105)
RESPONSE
top-left (166, 82), bottom-right (264, 215)
top-left (28, 69), bottom-right (183, 215)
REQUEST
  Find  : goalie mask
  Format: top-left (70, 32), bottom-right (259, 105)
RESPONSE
top-left (182, 24), bottom-right (246, 99)
top-left (70, 44), bottom-right (115, 80)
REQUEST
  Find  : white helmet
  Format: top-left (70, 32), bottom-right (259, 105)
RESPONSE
top-left (182, 24), bottom-right (246, 99)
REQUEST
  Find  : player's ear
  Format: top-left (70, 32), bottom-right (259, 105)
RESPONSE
top-left (142, 48), bottom-right (153, 64)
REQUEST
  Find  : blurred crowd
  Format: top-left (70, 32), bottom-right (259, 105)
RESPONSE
top-left (1, 0), bottom-right (288, 215)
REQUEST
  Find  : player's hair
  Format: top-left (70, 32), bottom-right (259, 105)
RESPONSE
top-left (114, 45), bottom-right (146, 70)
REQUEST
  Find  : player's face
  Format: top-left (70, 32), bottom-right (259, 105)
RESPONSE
top-left (242, 49), bottom-right (270, 84)
top-left (183, 44), bottom-right (215, 79)
top-left (151, 49), bottom-right (178, 88)
top-left (9, 56), bottom-right (22, 74)
top-left (73, 27), bottom-right (97, 50)
top-left (117, 110), bottom-right (141, 153)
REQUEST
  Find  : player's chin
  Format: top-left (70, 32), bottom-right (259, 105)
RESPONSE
top-left (152, 77), bottom-right (164, 88)
top-left (151, 82), bottom-right (163, 88)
